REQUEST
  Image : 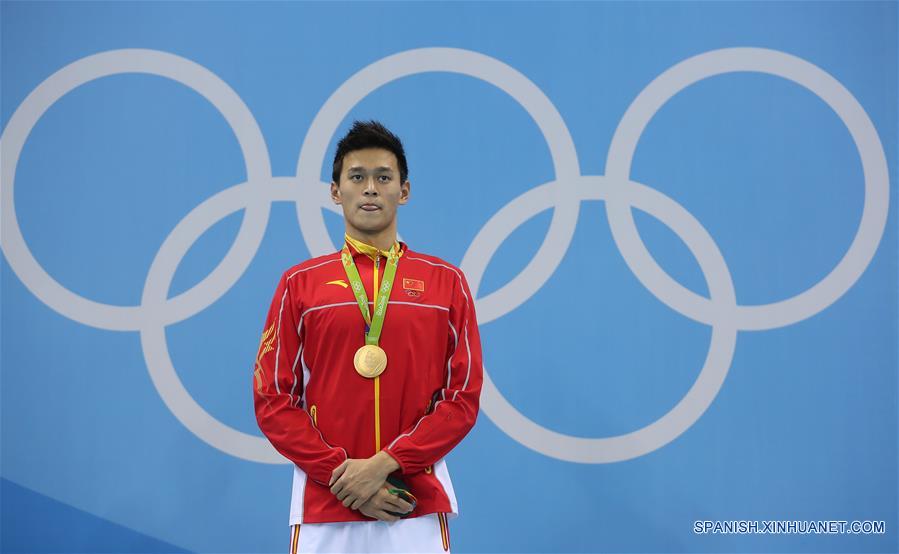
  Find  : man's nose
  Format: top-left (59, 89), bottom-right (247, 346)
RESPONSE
top-left (363, 176), bottom-right (378, 195)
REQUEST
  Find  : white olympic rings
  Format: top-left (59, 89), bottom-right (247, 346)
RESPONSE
top-left (0, 47), bottom-right (889, 464)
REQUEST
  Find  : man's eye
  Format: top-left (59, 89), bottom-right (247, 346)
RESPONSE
top-left (349, 174), bottom-right (362, 181)
top-left (378, 175), bottom-right (391, 182)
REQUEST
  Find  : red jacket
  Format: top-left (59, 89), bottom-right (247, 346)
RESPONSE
top-left (253, 240), bottom-right (483, 523)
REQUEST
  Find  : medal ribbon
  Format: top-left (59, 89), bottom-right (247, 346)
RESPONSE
top-left (340, 245), bottom-right (400, 346)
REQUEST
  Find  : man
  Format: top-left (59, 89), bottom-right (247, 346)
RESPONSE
top-left (254, 120), bottom-right (483, 553)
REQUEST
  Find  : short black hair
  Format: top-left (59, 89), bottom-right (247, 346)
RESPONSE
top-left (331, 120), bottom-right (408, 184)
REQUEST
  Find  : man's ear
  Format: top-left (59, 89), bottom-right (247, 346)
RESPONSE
top-left (330, 181), bottom-right (341, 204)
top-left (398, 180), bottom-right (411, 205)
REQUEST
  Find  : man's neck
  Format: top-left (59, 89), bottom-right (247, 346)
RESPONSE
top-left (345, 228), bottom-right (397, 252)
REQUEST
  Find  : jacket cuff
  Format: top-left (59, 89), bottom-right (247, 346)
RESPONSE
top-left (310, 448), bottom-right (349, 486)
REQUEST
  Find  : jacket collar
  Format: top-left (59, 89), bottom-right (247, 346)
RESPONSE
top-left (344, 233), bottom-right (405, 261)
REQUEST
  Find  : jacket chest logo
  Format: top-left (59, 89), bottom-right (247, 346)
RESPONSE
top-left (403, 278), bottom-right (424, 297)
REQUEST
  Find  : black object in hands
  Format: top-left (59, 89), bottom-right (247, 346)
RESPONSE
top-left (385, 474), bottom-right (416, 517)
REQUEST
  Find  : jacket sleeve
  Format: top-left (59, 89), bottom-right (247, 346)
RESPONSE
top-left (253, 270), bottom-right (347, 485)
top-left (383, 269), bottom-right (483, 474)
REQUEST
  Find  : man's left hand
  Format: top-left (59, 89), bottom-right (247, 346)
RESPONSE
top-left (329, 451), bottom-right (400, 510)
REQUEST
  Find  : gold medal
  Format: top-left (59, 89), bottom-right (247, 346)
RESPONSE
top-left (354, 344), bottom-right (388, 378)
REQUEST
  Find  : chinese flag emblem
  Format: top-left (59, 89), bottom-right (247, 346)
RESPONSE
top-left (402, 278), bottom-right (425, 292)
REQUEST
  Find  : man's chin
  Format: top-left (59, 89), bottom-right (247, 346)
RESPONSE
top-left (350, 221), bottom-right (390, 234)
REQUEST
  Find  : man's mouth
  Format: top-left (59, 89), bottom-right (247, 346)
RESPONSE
top-left (360, 204), bottom-right (381, 212)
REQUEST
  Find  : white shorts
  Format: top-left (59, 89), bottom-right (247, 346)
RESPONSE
top-left (288, 513), bottom-right (451, 553)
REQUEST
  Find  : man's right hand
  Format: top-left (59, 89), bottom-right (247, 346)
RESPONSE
top-left (358, 485), bottom-right (415, 522)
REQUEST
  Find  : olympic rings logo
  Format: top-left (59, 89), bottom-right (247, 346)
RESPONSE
top-left (1, 47), bottom-right (889, 464)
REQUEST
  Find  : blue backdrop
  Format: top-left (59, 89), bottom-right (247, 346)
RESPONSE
top-left (1, 2), bottom-right (896, 553)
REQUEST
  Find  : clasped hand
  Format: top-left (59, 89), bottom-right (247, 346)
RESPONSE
top-left (329, 452), bottom-right (410, 521)
top-left (357, 485), bottom-right (415, 522)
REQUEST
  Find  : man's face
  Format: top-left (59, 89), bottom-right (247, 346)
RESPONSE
top-left (331, 148), bottom-right (410, 238)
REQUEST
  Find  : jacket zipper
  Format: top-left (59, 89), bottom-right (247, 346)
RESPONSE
top-left (373, 254), bottom-right (381, 454)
